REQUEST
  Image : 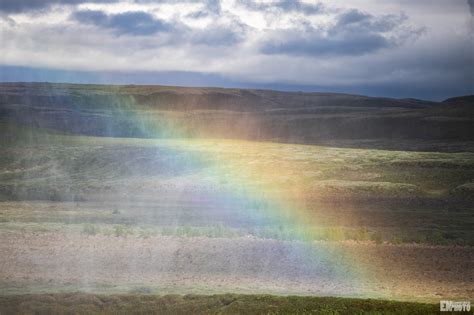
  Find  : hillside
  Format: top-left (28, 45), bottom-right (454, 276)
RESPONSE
top-left (1, 83), bottom-right (473, 151)
top-left (1, 86), bottom-right (473, 302)
top-left (1, 123), bottom-right (473, 245)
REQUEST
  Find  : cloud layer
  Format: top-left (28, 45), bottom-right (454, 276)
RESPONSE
top-left (0, 0), bottom-right (472, 100)
top-left (260, 10), bottom-right (422, 57)
top-left (0, 0), bottom-right (117, 13)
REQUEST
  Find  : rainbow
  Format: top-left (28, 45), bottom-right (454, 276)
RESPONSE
top-left (41, 85), bottom-right (377, 296)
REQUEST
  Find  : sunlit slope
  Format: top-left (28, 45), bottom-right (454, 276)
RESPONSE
top-left (1, 123), bottom-right (473, 245)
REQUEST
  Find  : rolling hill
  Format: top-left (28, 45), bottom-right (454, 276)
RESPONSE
top-left (1, 82), bottom-right (472, 151)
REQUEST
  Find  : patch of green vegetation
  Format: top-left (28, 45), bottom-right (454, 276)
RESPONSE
top-left (81, 223), bottom-right (100, 236)
top-left (138, 227), bottom-right (157, 239)
top-left (158, 224), bottom-right (241, 238)
top-left (0, 293), bottom-right (440, 314)
top-left (314, 180), bottom-right (422, 198)
top-left (370, 231), bottom-right (384, 245)
top-left (0, 222), bottom-right (63, 234)
top-left (112, 225), bottom-right (133, 238)
top-left (452, 182), bottom-right (474, 200)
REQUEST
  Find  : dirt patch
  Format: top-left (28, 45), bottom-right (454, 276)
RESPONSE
top-left (0, 231), bottom-right (472, 302)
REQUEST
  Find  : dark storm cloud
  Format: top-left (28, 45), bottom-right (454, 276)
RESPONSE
top-left (72, 10), bottom-right (172, 36)
top-left (0, 0), bottom-right (221, 15)
top-left (261, 9), bottom-right (421, 57)
top-left (0, 0), bottom-right (116, 14)
top-left (261, 32), bottom-right (389, 56)
top-left (71, 8), bottom-right (246, 45)
top-left (237, 0), bottom-right (323, 15)
top-left (335, 9), bottom-right (407, 33)
top-left (468, 0), bottom-right (474, 15)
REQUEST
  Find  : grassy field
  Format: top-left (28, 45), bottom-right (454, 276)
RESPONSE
top-left (0, 293), bottom-right (441, 315)
top-left (0, 123), bottom-right (473, 311)
top-left (1, 123), bottom-right (473, 246)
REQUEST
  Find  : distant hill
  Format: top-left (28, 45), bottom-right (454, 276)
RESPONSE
top-left (438, 95), bottom-right (474, 114)
top-left (442, 95), bottom-right (474, 105)
top-left (0, 82), bottom-right (473, 151)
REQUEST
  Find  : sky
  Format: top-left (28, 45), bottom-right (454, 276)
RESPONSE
top-left (0, 0), bottom-right (473, 100)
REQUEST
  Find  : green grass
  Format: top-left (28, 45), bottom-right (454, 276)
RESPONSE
top-left (0, 293), bottom-right (440, 314)
top-left (81, 223), bottom-right (100, 236)
top-left (112, 224), bottom-right (133, 237)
